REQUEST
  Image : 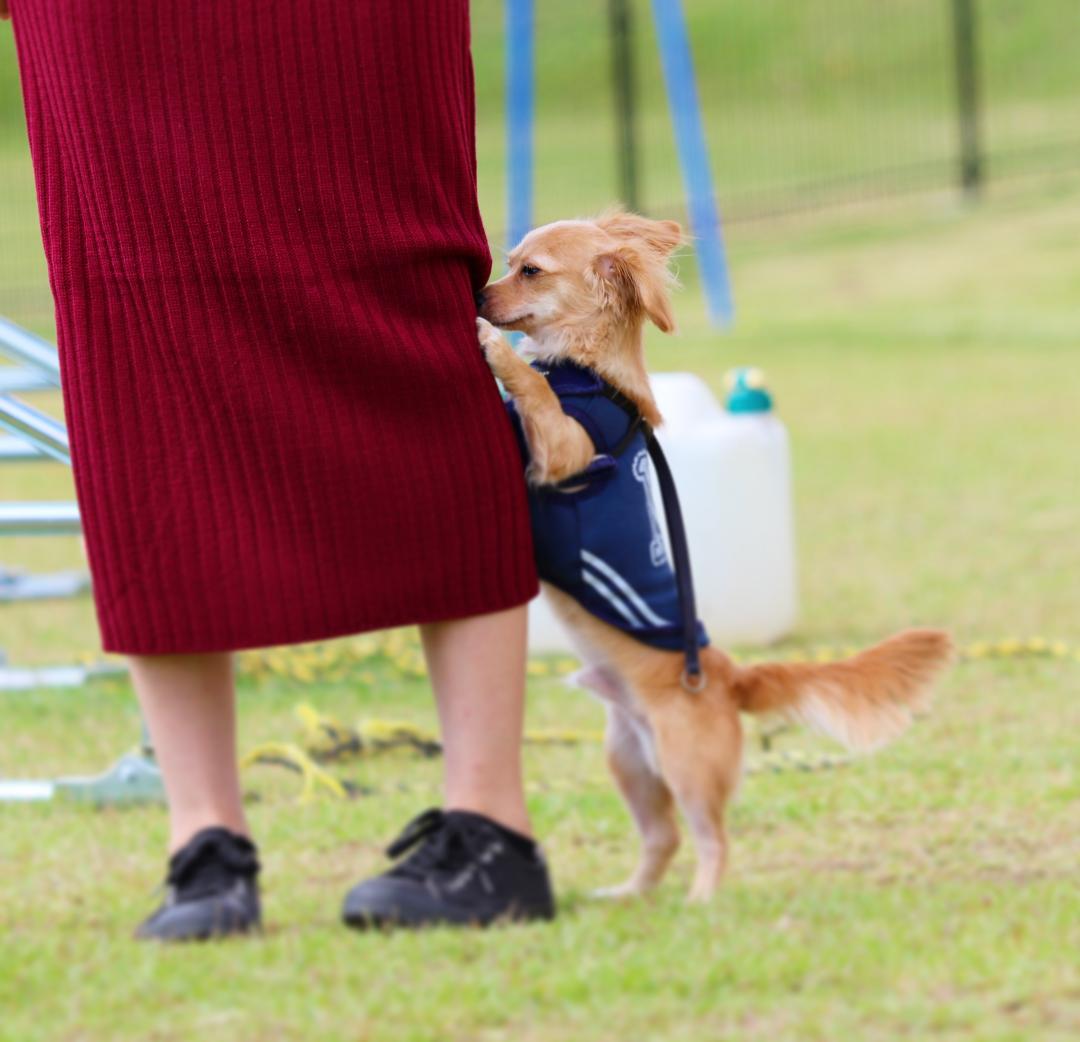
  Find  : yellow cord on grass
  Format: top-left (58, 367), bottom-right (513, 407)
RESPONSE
top-left (240, 742), bottom-right (349, 802)
top-left (224, 636), bottom-right (1078, 799)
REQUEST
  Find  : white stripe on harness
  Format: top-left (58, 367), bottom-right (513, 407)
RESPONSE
top-left (581, 569), bottom-right (644, 629)
top-left (582, 550), bottom-right (672, 628)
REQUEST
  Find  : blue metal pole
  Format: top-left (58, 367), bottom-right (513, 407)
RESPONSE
top-left (506, 0), bottom-right (535, 257)
top-left (649, 0), bottom-right (733, 326)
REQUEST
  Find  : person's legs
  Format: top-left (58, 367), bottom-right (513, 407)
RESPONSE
top-left (127, 652), bottom-right (248, 854)
top-left (419, 603), bottom-right (532, 837)
top-left (128, 652), bottom-right (260, 941)
top-left (341, 603), bottom-right (554, 928)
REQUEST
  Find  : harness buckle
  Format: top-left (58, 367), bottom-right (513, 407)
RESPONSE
top-left (680, 667), bottom-right (707, 694)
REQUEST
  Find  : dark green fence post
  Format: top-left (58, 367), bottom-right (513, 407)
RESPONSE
top-left (950, 0), bottom-right (982, 195)
top-left (608, 0), bottom-right (641, 211)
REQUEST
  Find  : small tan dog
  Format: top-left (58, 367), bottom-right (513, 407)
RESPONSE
top-left (477, 212), bottom-right (953, 901)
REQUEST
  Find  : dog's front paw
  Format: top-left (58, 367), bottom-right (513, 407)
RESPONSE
top-left (476, 317), bottom-right (516, 378)
top-left (476, 317), bottom-right (504, 359)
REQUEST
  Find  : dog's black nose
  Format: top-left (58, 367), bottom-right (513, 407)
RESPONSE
top-left (474, 290), bottom-right (486, 310)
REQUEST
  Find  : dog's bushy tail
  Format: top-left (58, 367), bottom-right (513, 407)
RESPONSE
top-left (708, 629), bottom-right (953, 752)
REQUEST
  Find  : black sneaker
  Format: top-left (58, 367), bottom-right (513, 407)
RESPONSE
top-left (342, 808), bottom-right (556, 929)
top-left (134, 826), bottom-right (262, 942)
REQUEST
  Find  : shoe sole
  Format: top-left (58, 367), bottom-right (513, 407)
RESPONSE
top-left (342, 902), bottom-right (554, 931)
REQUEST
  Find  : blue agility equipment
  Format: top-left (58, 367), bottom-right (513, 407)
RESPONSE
top-left (503, 0), bottom-right (733, 326)
top-left (506, 0), bottom-right (535, 257)
top-left (650, 0), bottom-right (733, 326)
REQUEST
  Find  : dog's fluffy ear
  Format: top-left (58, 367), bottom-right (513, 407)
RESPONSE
top-left (592, 245), bottom-right (677, 334)
top-left (596, 211), bottom-right (683, 258)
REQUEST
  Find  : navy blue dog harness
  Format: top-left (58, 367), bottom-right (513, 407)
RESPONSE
top-left (504, 358), bottom-right (709, 685)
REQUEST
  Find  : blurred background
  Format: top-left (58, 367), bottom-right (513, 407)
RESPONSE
top-left (1, 6), bottom-right (1078, 1039)
top-left (4, 1), bottom-right (1080, 325)
top-left (474, 0), bottom-right (1080, 233)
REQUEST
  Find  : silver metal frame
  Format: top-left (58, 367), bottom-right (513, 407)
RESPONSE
top-left (0, 502), bottom-right (81, 536)
top-left (0, 316), bottom-right (157, 803)
top-left (0, 316), bottom-right (62, 383)
top-left (0, 435), bottom-right (44, 462)
top-left (0, 368), bottom-right (53, 394)
top-left (0, 393), bottom-right (71, 464)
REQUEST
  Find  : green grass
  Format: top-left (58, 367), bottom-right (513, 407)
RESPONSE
top-left (2, 6), bottom-right (1080, 1039)
top-left (2, 173), bottom-right (1080, 1039)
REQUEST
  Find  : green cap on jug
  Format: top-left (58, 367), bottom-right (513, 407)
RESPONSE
top-left (724, 367), bottom-right (773, 413)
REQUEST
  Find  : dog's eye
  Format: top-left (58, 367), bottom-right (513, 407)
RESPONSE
top-left (521, 264), bottom-right (541, 278)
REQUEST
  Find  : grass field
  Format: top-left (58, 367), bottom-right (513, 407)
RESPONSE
top-left (3, 173), bottom-right (1079, 1040)
top-left (2, 5), bottom-right (1080, 1041)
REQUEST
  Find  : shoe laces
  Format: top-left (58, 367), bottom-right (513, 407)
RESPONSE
top-left (384, 808), bottom-right (501, 891)
top-left (165, 827), bottom-right (259, 901)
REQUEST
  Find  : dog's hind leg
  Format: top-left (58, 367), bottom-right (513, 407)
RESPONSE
top-left (545, 583), bottom-right (682, 897)
top-left (594, 703), bottom-right (681, 898)
top-left (681, 801), bottom-right (729, 902)
top-left (648, 697), bottom-right (742, 902)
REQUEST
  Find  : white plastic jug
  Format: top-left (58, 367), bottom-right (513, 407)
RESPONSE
top-left (527, 367), bottom-right (798, 652)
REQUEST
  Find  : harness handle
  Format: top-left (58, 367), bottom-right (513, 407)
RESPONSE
top-left (642, 425), bottom-right (704, 687)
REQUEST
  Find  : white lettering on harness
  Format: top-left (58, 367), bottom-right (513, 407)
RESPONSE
top-left (632, 449), bottom-right (668, 568)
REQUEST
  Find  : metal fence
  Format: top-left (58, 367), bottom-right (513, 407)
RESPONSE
top-left (3, 0), bottom-right (1080, 330)
top-left (621, 0), bottom-right (1080, 221)
top-left (471, 0), bottom-right (1080, 231)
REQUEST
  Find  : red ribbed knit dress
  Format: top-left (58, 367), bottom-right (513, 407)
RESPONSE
top-left (10, 1), bottom-right (538, 653)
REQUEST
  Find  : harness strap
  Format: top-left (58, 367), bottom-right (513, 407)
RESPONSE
top-left (642, 425), bottom-right (703, 686)
top-left (599, 385), bottom-right (704, 687)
